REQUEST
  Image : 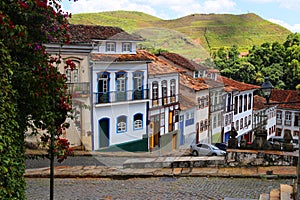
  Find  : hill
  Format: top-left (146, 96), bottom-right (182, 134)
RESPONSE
top-left (70, 11), bottom-right (291, 60)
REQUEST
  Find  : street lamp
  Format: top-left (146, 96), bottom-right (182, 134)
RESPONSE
top-left (260, 77), bottom-right (274, 105)
top-left (260, 77), bottom-right (300, 200)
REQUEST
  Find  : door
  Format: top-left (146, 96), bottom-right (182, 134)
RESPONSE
top-left (99, 118), bottom-right (109, 148)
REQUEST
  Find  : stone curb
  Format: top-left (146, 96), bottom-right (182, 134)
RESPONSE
top-left (25, 165), bottom-right (297, 179)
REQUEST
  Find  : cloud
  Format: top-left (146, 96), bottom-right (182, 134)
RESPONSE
top-left (246, 0), bottom-right (300, 10)
top-left (268, 18), bottom-right (300, 33)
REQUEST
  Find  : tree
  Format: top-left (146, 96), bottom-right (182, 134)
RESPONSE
top-left (0, 0), bottom-right (75, 198)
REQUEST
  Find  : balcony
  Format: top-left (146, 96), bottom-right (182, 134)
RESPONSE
top-left (152, 95), bottom-right (179, 107)
top-left (67, 82), bottom-right (90, 96)
top-left (95, 89), bottom-right (149, 104)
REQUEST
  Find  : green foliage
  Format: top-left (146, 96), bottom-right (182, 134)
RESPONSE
top-left (1, 0), bottom-right (74, 198)
top-left (214, 33), bottom-right (300, 90)
top-left (70, 11), bottom-right (291, 60)
top-left (0, 42), bottom-right (25, 199)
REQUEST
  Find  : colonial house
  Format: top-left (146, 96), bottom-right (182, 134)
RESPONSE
top-left (46, 24), bottom-right (153, 151)
top-left (203, 78), bottom-right (225, 143)
top-left (179, 74), bottom-right (210, 144)
top-left (89, 32), bottom-right (151, 151)
top-left (270, 89), bottom-right (300, 139)
top-left (252, 95), bottom-right (277, 140)
top-left (219, 76), bottom-right (260, 142)
top-left (142, 51), bottom-right (180, 151)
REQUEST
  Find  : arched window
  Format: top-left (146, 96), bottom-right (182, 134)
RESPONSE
top-left (152, 81), bottom-right (158, 106)
top-left (134, 113), bottom-right (143, 130)
top-left (162, 80), bottom-right (167, 105)
top-left (117, 115), bottom-right (127, 133)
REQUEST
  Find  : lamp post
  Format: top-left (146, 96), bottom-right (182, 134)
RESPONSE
top-left (260, 77), bottom-right (300, 200)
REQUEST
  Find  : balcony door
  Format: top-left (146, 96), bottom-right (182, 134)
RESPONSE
top-left (98, 72), bottom-right (109, 103)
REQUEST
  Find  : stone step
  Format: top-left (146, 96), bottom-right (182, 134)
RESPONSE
top-left (270, 189), bottom-right (280, 200)
top-left (123, 156), bottom-right (225, 169)
top-left (280, 184), bottom-right (293, 200)
top-left (259, 193), bottom-right (270, 200)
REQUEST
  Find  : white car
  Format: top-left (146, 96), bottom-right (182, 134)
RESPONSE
top-left (190, 143), bottom-right (226, 156)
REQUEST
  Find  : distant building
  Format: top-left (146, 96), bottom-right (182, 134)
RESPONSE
top-left (252, 95), bottom-right (277, 140)
top-left (270, 89), bottom-right (300, 139)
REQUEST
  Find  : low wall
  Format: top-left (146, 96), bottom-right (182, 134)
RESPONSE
top-left (226, 149), bottom-right (298, 167)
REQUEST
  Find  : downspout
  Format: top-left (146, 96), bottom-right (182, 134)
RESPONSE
top-left (90, 58), bottom-right (95, 151)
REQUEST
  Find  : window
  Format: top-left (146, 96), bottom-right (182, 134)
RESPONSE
top-left (245, 116), bottom-right (248, 127)
top-left (205, 95), bottom-right (209, 107)
top-left (134, 114), bottom-right (143, 130)
top-left (65, 60), bottom-right (79, 83)
top-left (248, 94), bottom-right (252, 109)
top-left (227, 94), bottom-right (231, 112)
top-left (295, 113), bottom-right (300, 126)
top-left (97, 72), bottom-right (110, 103)
top-left (160, 113), bottom-right (165, 126)
top-left (122, 42), bottom-right (131, 52)
top-left (152, 81), bottom-right (158, 106)
top-left (244, 95), bottom-right (247, 111)
top-left (200, 121), bottom-right (204, 132)
top-left (240, 118), bottom-right (243, 129)
top-left (234, 96), bottom-right (238, 114)
top-left (225, 115), bottom-right (228, 126)
top-left (185, 112), bottom-right (194, 126)
top-left (116, 72), bottom-right (127, 101)
top-left (133, 72), bottom-right (143, 100)
top-left (213, 116), bottom-right (217, 128)
top-left (162, 80), bottom-right (167, 105)
top-left (285, 112), bottom-right (291, 126)
top-left (239, 95), bottom-right (242, 113)
top-left (236, 120), bottom-right (239, 131)
top-left (217, 113), bottom-right (221, 126)
top-left (204, 120), bottom-right (208, 130)
top-left (170, 79), bottom-right (176, 102)
top-left (194, 71), bottom-right (199, 78)
top-left (117, 115), bottom-right (127, 133)
top-left (106, 42), bottom-right (115, 52)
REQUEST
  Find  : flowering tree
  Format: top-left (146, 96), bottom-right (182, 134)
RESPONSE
top-left (0, 0), bottom-right (75, 198)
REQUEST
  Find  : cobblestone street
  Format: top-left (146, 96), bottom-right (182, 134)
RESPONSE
top-left (26, 177), bottom-right (293, 200)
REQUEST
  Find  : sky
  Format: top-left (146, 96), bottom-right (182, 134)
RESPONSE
top-left (62, 0), bottom-right (300, 33)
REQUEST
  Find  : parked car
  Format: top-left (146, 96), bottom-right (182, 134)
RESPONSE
top-left (268, 136), bottom-right (299, 150)
top-left (214, 142), bottom-right (227, 151)
top-left (190, 143), bottom-right (226, 156)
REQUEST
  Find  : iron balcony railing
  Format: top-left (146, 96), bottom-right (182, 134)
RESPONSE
top-left (151, 95), bottom-right (179, 107)
top-left (95, 89), bottom-right (149, 104)
top-left (67, 82), bottom-right (90, 95)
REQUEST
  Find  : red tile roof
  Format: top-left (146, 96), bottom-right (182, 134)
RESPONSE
top-left (90, 51), bottom-right (151, 62)
top-left (67, 24), bottom-right (143, 44)
top-left (217, 76), bottom-right (260, 92)
top-left (270, 89), bottom-right (300, 110)
top-left (180, 74), bottom-right (209, 91)
top-left (158, 52), bottom-right (209, 71)
top-left (138, 50), bottom-right (180, 75)
top-left (179, 94), bottom-right (197, 111)
top-left (253, 95), bottom-right (269, 110)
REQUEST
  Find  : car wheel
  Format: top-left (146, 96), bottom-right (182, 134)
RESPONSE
top-left (192, 150), bottom-right (198, 156)
top-left (212, 153), bottom-right (217, 156)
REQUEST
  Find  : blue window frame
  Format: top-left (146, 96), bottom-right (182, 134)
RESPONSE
top-left (97, 72), bottom-right (110, 103)
top-left (122, 42), bottom-right (132, 52)
top-left (116, 71), bottom-right (127, 101)
top-left (133, 71), bottom-right (144, 100)
top-left (106, 42), bottom-right (116, 52)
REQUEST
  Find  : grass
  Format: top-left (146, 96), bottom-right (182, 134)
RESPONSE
top-left (70, 11), bottom-right (291, 60)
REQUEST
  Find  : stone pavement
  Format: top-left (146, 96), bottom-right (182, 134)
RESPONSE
top-left (25, 148), bottom-right (297, 179)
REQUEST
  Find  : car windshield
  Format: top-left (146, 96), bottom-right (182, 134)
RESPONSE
top-left (211, 145), bottom-right (219, 150)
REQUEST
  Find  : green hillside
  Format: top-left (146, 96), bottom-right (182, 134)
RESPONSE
top-left (70, 11), bottom-right (291, 60)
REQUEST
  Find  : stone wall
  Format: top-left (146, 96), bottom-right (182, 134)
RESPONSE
top-left (226, 149), bottom-right (298, 167)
